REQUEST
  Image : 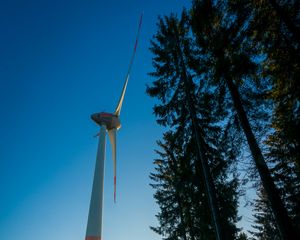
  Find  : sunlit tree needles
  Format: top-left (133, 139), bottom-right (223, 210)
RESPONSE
top-left (147, 0), bottom-right (300, 239)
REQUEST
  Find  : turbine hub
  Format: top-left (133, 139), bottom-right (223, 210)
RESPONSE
top-left (91, 112), bottom-right (121, 130)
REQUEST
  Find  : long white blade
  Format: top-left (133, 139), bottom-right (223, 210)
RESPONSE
top-left (86, 126), bottom-right (106, 239)
top-left (108, 128), bottom-right (117, 203)
top-left (114, 13), bottom-right (143, 116)
top-left (114, 75), bottom-right (129, 117)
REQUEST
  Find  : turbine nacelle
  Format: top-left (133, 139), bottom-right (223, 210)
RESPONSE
top-left (91, 112), bottom-right (121, 130)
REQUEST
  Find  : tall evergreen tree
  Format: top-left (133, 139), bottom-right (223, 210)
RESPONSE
top-left (249, 186), bottom-right (281, 240)
top-left (190, 1), bottom-right (298, 238)
top-left (150, 132), bottom-right (194, 240)
top-left (148, 1), bottom-right (299, 239)
top-left (240, 0), bottom-right (300, 234)
top-left (148, 10), bottom-right (240, 239)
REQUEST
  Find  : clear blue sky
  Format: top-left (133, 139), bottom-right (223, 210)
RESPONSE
top-left (0, 1), bottom-right (255, 239)
top-left (0, 1), bottom-right (191, 240)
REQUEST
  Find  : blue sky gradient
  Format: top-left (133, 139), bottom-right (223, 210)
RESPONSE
top-left (0, 1), bottom-right (191, 239)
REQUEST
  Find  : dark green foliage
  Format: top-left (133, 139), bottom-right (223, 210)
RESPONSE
top-left (241, 0), bottom-right (300, 236)
top-left (148, 0), bottom-right (300, 239)
top-left (148, 11), bottom-right (240, 239)
top-left (237, 232), bottom-right (249, 240)
top-left (249, 187), bottom-right (281, 240)
top-left (190, 1), bottom-right (299, 238)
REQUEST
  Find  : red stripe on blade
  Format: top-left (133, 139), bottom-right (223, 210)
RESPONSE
top-left (86, 236), bottom-right (101, 240)
top-left (114, 176), bottom-right (117, 203)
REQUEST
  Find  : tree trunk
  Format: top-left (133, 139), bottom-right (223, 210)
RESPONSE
top-left (225, 77), bottom-right (299, 240)
top-left (176, 44), bottom-right (223, 240)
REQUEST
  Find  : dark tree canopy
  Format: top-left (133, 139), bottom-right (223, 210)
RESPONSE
top-left (147, 0), bottom-right (300, 239)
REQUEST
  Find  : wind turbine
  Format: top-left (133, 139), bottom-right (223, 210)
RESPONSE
top-left (85, 13), bottom-right (143, 240)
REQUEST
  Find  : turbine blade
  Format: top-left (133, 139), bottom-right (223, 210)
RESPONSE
top-left (114, 75), bottom-right (129, 117)
top-left (108, 128), bottom-right (117, 203)
top-left (114, 12), bottom-right (143, 116)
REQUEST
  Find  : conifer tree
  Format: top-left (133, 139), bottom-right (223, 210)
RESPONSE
top-left (148, 10), bottom-right (240, 239)
top-left (249, 187), bottom-right (281, 240)
top-left (190, 1), bottom-right (298, 238)
top-left (148, 1), bottom-right (299, 239)
top-left (241, 0), bottom-right (300, 234)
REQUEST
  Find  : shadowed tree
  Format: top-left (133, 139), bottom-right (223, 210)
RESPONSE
top-left (190, 0), bottom-right (298, 238)
top-left (232, 0), bottom-right (300, 234)
top-left (148, 11), bottom-right (240, 239)
top-left (249, 186), bottom-right (281, 240)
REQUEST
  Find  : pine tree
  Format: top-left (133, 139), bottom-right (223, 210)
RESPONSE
top-left (148, 10), bottom-right (240, 239)
top-left (150, 130), bottom-right (209, 240)
top-left (148, 1), bottom-right (300, 239)
top-left (190, 1), bottom-right (298, 238)
top-left (249, 186), bottom-right (281, 240)
top-left (242, 0), bottom-right (300, 234)
top-left (150, 132), bottom-right (193, 240)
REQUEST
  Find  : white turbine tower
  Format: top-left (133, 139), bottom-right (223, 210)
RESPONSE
top-left (85, 13), bottom-right (143, 240)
